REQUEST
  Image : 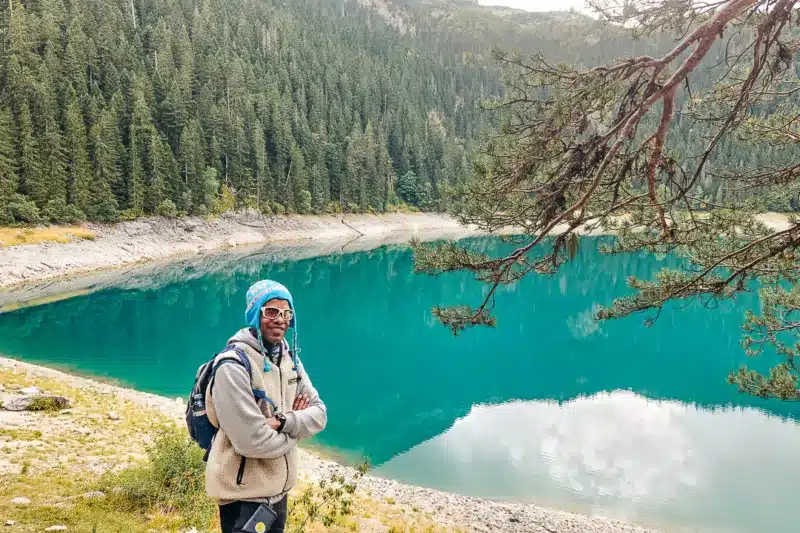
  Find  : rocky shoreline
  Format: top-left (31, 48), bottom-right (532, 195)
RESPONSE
top-left (0, 356), bottom-right (664, 533)
top-left (1, 210), bottom-right (791, 297)
top-left (0, 212), bottom-right (482, 290)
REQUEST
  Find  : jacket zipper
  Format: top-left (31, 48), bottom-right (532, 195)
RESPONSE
top-left (236, 344), bottom-right (290, 491)
top-left (277, 345), bottom-right (290, 492)
top-left (236, 457), bottom-right (246, 485)
top-left (276, 345), bottom-right (284, 411)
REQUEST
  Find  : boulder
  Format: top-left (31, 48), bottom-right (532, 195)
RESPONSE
top-left (44, 527), bottom-right (67, 532)
top-left (3, 395), bottom-right (70, 412)
top-left (5, 519), bottom-right (16, 526)
top-left (107, 411), bottom-right (120, 421)
top-left (10, 497), bottom-right (30, 505)
top-left (19, 386), bottom-right (40, 395)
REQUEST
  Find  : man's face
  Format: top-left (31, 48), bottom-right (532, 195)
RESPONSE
top-left (260, 298), bottom-right (291, 345)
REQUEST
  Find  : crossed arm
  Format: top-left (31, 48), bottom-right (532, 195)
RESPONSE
top-left (214, 359), bottom-right (327, 458)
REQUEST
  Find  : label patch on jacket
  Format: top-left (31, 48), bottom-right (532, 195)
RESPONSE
top-left (288, 377), bottom-right (300, 385)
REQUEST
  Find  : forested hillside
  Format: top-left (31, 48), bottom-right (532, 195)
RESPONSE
top-left (0, 0), bottom-right (497, 224)
top-left (0, 0), bottom-right (797, 225)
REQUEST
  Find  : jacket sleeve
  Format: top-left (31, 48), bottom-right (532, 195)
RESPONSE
top-left (282, 359), bottom-right (327, 440)
top-left (212, 363), bottom-right (297, 459)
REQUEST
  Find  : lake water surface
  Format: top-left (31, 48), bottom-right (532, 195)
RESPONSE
top-left (0, 236), bottom-right (797, 533)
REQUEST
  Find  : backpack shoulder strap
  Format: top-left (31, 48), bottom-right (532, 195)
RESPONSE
top-left (226, 345), bottom-right (253, 378)
top-left (209, 345), bottom-right (251, 394)
top-left (211, 343), bottom-right (278, 412)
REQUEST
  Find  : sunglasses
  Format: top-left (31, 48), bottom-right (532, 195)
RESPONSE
top-left (261, 306), bottom-right (294, 322)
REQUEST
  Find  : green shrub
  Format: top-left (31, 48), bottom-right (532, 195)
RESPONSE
top-left (200, 167), bottom-right (219, 211)
top-left (102, 427), bottom-right (214, 528)
top-left (324, 200), bottom-right (342, 214)
top-left (27, 396), bottom-right (69, 411)
top-left (212, 184), bottom-right (236, 215)
top-left (4, 194), bottom-right (41, 224)
top-left (155, 199), bottom-right (178, 218)
top-left (0, 204), bottom-right (13, 225)
top-left (119, 208), bottom-right (140, 221)
top-left (243, 195), bottom-right (258, 211)
top-left (271, 201), bottom-right (286, 215)
top-left (43, 198), bottom-right (86, 224)
top-left (288, 462), bottom-right (368, 532)
top-left (86, 196), bottom-right (120, 222)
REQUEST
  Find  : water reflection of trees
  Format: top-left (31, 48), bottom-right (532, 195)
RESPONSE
top-left (0, 237), bottom-right (796, 466)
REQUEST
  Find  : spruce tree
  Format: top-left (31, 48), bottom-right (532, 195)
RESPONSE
top-left (178, 119), bottom-right (206, 213)
top-left (251, 119), bottom-right (271, 209)
top-left (88, 99), bottom-right (122, 221)
top-left (0, 107), bottom-right (19, 200)
top-left (64, 88), bottom-right (92, 213)
top-left (15, 100), bottom-right (45, 206)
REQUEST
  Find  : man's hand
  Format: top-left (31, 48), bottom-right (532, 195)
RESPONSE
top-left (266, 416), bottom-right (281, 430)
top-left (293, 394), bottom-right (309, 411)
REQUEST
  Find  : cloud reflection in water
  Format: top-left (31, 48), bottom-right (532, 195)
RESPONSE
top-left (377, 391), bottom-right (800, 533)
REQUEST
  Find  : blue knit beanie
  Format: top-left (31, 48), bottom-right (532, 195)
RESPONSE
top-left (245, 279), bottom-right (298, 370)
top-left (245, 279), bottom-right (295, 329)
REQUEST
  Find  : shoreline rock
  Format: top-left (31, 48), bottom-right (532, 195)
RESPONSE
top-left (0, 355), bottom-right (665, 533)
top-left (2, 394), bottom-right (70, 412)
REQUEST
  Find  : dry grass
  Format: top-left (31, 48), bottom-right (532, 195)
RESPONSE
top-left (0, 226), bottom-right (96, 247)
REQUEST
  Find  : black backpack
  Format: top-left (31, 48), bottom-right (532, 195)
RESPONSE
top-left (185, 345), bottom-right (252, 454)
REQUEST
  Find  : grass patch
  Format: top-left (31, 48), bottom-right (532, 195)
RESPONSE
top-left (0, 428), bottom-right (43, 441)
top-left (26, 396), bottom-right (70, 412)
top-left (0, 226), bottom-right (96, 247)
top-left (0, 469), bottom-right (173, 533)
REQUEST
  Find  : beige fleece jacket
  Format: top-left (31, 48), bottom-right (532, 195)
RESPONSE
top-left (205, 328), bottom-right (327, 504)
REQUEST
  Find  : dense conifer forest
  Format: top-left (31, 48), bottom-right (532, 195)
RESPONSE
top-left (0, 0), bottom-right (797, 224)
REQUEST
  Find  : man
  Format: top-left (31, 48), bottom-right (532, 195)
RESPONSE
top-left (205, 279), bottom-right (327, 533)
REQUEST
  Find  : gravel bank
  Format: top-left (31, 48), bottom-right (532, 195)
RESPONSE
top-left (0, 356), bottom-right (665, 533)
top-left (0, 212), bottom-right (481, 289)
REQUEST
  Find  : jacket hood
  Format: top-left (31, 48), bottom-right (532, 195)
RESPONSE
top-left (228, 328), bottom-right (285, 356)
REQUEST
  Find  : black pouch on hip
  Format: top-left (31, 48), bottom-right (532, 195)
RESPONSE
top-left (233, 502), bottom-right (278, 533)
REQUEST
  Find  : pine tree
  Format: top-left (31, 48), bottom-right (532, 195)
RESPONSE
top-left (344, 124), bottom-right (363, 211)
top-left (251, 118), bottom-right (272, 209)
top-left (311, 161), bottom-right (329, 212)
top-left (178, 119), bottom-right (206, 213)
top-left (143, 131), bottom-right (165, 214)
top-left (0, 107), bottom-right (19, 200)
top-left (288, 143), bottom-right (309, 213)
top-left (15, 100), bottom-right (46, 206)
top-left (126, 80), bottom-right (152, 215)
top-left (361, 121), bottom-right (377, 211)
top-left (376, 127), bottom-right (394, 210)
top-left (64, 89), bottom-right (92, 213)
top-left (88, 97), bottom-right (123, 221)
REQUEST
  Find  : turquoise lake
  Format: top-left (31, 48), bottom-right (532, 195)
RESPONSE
top-left (0, 236), bottom-right (798, 533)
